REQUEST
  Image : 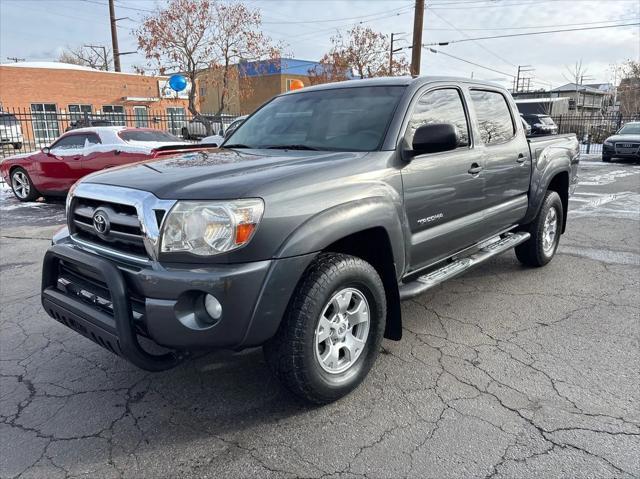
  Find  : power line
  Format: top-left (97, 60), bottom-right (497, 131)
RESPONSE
top-left (261, 5), bottom-right (411, 25)
top-left (425, 48), bottom-right (515, 78)
top-left (424, 22), bottom-right (640, 46)
top-left (423, 18), bottom-right (640, 31)
top-left (426, 6), bottom-right (516, 68)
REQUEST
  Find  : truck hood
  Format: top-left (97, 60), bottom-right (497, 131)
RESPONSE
top-left (606, 134), bottom-right (640, 143)
top-left (83, 148), bottom-right (369, 199)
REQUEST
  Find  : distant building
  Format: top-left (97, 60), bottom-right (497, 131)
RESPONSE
top-left (0, 62), bottom-right (191, 143)
top-left (198, 58), bottom-right (322, 115)
top-left (512, 82), bottom-right (611, 115)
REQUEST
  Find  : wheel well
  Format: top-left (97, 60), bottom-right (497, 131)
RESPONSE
top-left (547, 172), bottom-right (569, 233)
top-left (324, 227), bottom-right (402, 341)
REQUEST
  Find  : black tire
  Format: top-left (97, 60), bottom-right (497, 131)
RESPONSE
top-left (516, 190), bottom-right (563, 267)
top-left (12, 142), bottom-right (22, 150)
top-left (602, 155), bottom-right (611, 163)
top-left (264, 253), bottom-right (386, 404)
top-left (181, 128), bottom-right (190, 140)
top-left (9, 167), bottom-right (40, 202)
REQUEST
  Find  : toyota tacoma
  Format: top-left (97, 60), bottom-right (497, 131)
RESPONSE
top-left (41, 77), bottom-right (579, 404)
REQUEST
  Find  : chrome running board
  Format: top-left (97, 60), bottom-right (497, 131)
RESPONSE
top-left (399, 232), bottom-right (531, 300)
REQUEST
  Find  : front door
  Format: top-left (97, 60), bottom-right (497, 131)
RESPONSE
top-left (401, 87), bottom-right (486, 271)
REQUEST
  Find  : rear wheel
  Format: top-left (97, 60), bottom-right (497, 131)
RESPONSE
top-left (10, 167), bottom-right (39, 202)
top-left (516, 190), bottom-right (563, 267)
top-left (264, 253), bottom-right (386, 404)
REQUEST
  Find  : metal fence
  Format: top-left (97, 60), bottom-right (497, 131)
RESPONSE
top-left (0, 108), bottom-right (241, 158)
top-left (550, 113), bottom-right (640, 156)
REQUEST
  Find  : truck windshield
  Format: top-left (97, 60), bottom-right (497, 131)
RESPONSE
top-left (225, 86), bottom-right (406, 151)
top-left (618, 123), bottom-right (640, 135)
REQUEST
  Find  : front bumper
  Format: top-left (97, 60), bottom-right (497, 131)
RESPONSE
top-left (603, 144), bottom-right (640, 159)
top-left (41, 236), bottom-right (315, 370)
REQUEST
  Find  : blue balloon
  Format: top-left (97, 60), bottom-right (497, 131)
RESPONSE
top-left (168, 74), bottom-right (188, 92)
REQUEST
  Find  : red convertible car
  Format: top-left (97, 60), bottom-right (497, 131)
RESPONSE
top-left (1, 126), bottom-right (206, 201)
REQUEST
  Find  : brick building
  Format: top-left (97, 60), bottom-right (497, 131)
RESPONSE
top-left (198, 58), bottom-right (321, 115)
top-left (0, 62), bottom-right (191, 144)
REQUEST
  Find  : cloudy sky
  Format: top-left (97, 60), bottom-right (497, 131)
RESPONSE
top-left (1, 0), bottom-right (638, 90)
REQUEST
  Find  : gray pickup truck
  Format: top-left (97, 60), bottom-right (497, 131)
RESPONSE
top-left (41, 77), bottom-right (579, 403)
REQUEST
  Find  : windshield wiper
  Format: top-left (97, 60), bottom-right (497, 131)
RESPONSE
top-left (223, 144), bottom-right (251, 149)
top-left (264, 144), bottom-right (319, 151)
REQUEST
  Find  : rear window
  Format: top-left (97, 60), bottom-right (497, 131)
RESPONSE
top-left (0, 114), bottom-right (19, 126)
top-left (470, 90), bottom-right (515, 145)
top-left (118, 130), bottom-right (180, 142)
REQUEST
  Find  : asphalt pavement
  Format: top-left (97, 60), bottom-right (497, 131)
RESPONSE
top-left (1, 158), bottom-right (639, 478)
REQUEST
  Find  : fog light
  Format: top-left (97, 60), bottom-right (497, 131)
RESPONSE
top-left (204, 294), bottom-right (222, 320)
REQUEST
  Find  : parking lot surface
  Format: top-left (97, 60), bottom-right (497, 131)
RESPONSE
top-left (1, 159), bottom-right (639, 478)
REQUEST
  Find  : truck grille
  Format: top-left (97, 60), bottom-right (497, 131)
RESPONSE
top-left (70, 197), bottom-right (153, 259)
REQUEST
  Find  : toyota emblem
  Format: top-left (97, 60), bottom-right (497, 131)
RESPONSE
top-left (92, 210), bottom-right (110, 235)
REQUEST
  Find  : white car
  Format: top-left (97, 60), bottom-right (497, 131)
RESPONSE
top-left (201, 116), bottom-right (247, 146)
top-left (181, 115), bottom-right (221, 140)
top-left (0, 112), bottom-right (24, 149)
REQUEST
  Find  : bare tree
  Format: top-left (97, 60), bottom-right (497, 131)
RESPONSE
top-left (617, 59), bottom-right (640, 116)
top-left (57, 46), bottom-right (112, 71)
top-left (136, 0), bottom-right (282, 131)
top-left (562, 59), bottom-right (590, 114)
top-left (308, 26), bottom-right (409, 84)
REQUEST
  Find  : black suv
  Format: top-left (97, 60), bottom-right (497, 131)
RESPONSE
top-left (520, 114), bottom-right (558, 136)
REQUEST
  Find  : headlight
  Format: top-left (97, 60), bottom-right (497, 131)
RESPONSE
top-left (604, 140), bottom-right (613, 146)
top-left (160, 199), bottom-right (264, 255)
top-left (66, 181), bottom-right (79, 214)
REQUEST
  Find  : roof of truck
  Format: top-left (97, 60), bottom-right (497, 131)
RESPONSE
top-left (288, 75), bottom-right (503, 94)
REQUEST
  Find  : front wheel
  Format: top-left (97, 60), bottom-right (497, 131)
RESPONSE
top-left (12, 142), bottom-right (22, 150)
top-left (602, 155), bottom-right (611, 163)
top-left (10, 167), bottom-right (39, 202)
top-left (516, 190), bottom-right (563, 267)
top-left (264, 253), bottom-right (386, 404)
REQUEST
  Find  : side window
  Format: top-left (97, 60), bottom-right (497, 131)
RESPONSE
top-left (407, 88), bottom-right (470, 149)
top-left (51, 135), bottom-right (86, 150)
top-left (85, 134), bottom-right (101, 145)
top-left (469, 90), bottom-right (515, 145)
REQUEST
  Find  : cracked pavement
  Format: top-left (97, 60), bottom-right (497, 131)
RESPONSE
top-left (1, 159), bottom-right (639, 478)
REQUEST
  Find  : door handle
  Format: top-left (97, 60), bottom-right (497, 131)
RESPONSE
top-left (516, 153), bottom-right (526, 163)
top-left (468, 163), bottom-right (482, 175)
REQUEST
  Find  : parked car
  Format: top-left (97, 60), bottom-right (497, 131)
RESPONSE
top-left (0, 112), bottom-right (24, 149)
top-left (520, 113), bottom-right (558, 136)
top-left (181, 115), bottom-right (221, 140)
top-left (65, 117), bottom-right (113, 131)
top-left (41, 77), bottom-right (579, 404)
top-left (602, 121), bottom-right (640, 162)
top-left (0, 126), bottom-right (206, 201)
top-left (201, 115), bottom-right (247, 146)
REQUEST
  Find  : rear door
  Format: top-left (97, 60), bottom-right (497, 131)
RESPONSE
top-left (468, 89), bottom-right (530, 233)
top-left (401, 86), bottom-right (486, 270)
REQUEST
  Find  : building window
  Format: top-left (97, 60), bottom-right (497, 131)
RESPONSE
top-left (133, 106), bottom-right (149, 128)
top-left (102, 105), bottom-right (126, 126)
top-left (31, 103), bottom-right (59, 145)
top-left (68, 104), bottom-right (92, 122)
top-left (199, 85), bottom-right (206, 97)
top-left (166, 107), bottom-right (186, 135)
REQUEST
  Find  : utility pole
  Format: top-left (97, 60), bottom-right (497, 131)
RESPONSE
top-left (410, 0), bottom-right (425, 76)
top-left (109, 0), bottom-right (121, 72)
top-left (515, 65), bottom-right (534, 93)
top-left (389, 32), bottom-right (404, 76)
top-left (6, 57), bottom-right (25, 63)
